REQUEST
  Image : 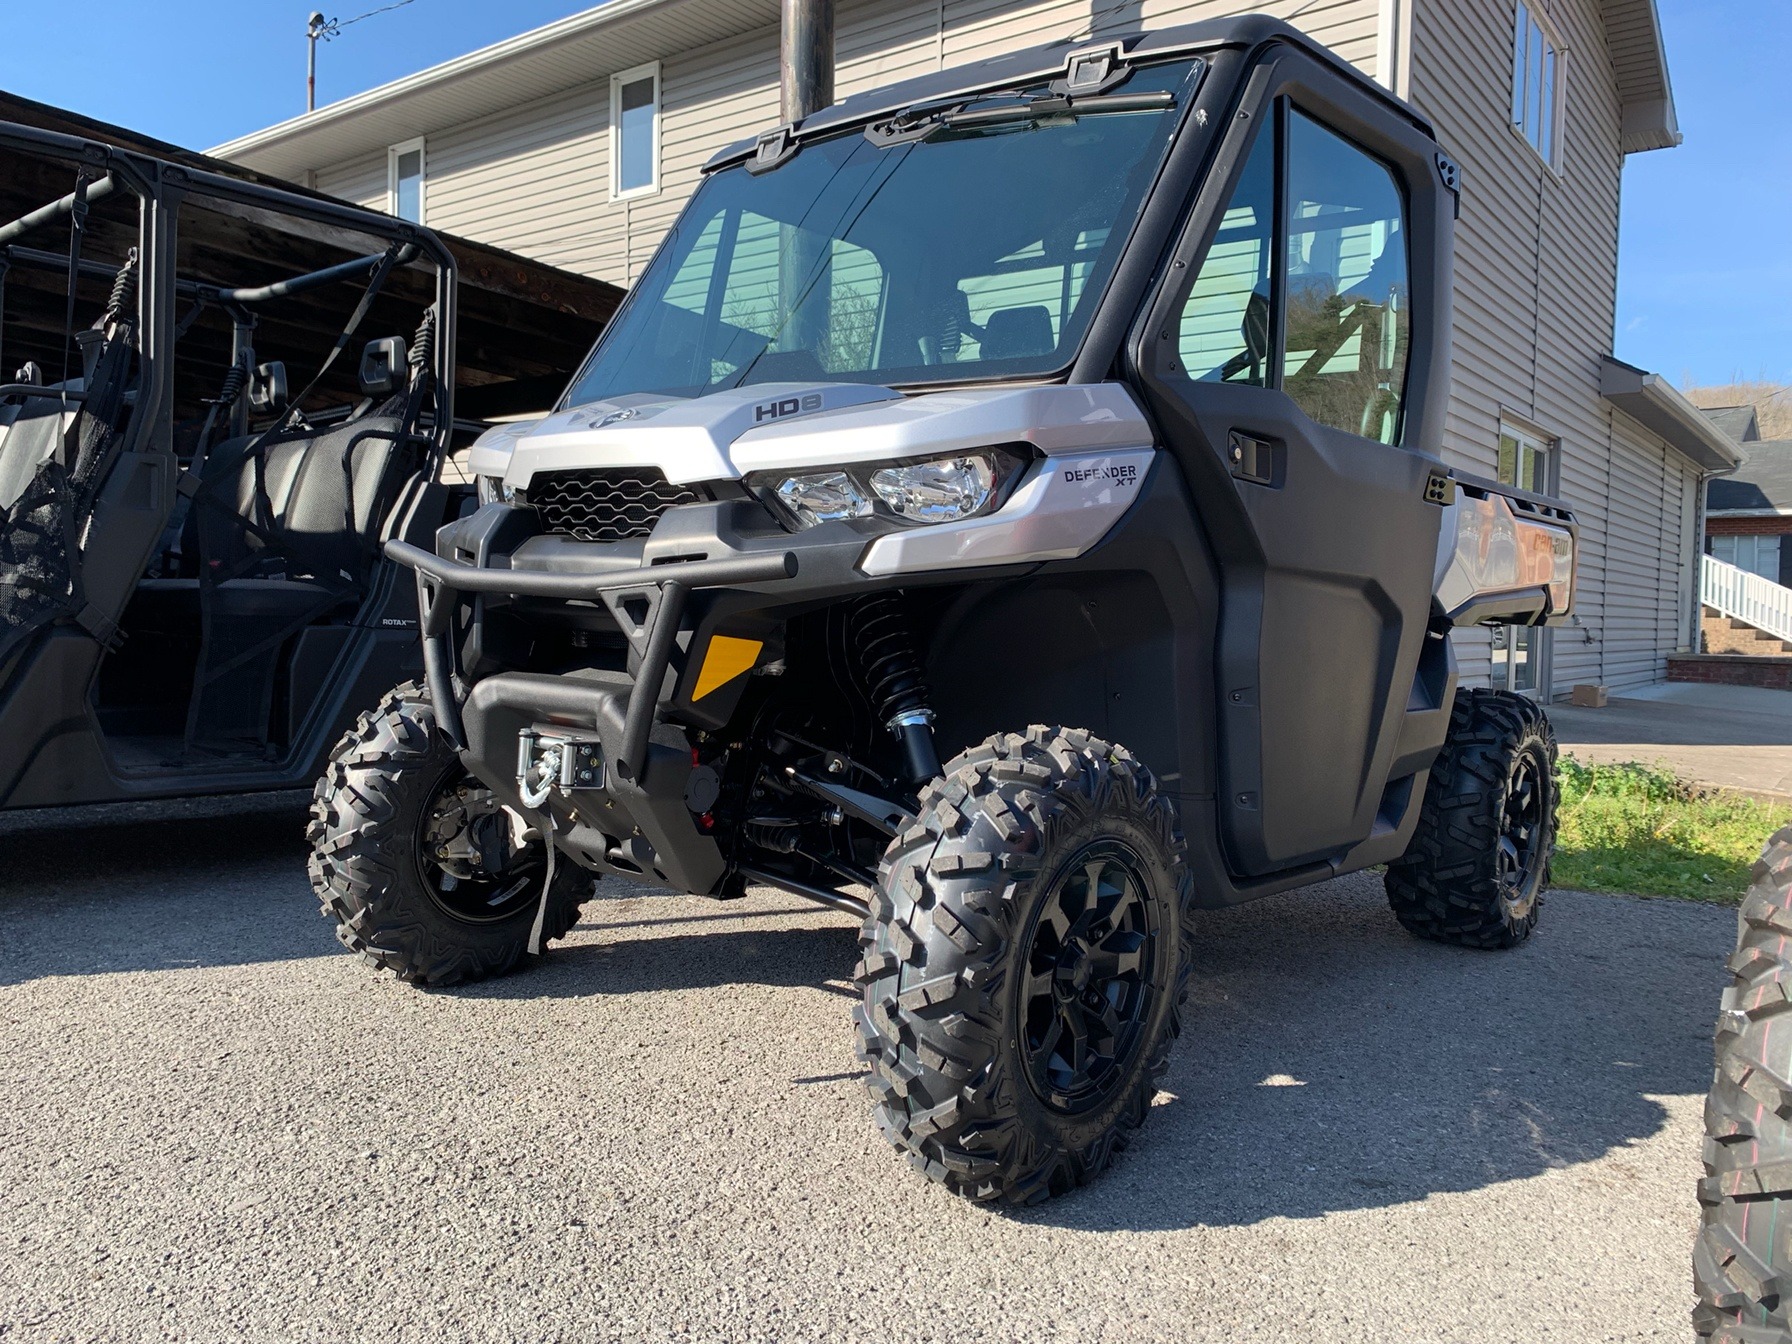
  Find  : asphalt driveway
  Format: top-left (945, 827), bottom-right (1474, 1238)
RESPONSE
top-left (0, 798), bottom-right (1728, 1342)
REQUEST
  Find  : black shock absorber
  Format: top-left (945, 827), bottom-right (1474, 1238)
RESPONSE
top-left (104, 251), bottom-right (138, 328)
top-left (852, 594), bottom-right (942, 785)
top-left (213, 358), bottom-right (248, 413)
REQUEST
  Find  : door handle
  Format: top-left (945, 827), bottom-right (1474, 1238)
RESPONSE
top-left (1227, 431), bottom-right (1278, 486)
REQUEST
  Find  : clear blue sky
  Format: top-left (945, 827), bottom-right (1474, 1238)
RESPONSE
top-left (3, 0), bottom-right (1784, 388)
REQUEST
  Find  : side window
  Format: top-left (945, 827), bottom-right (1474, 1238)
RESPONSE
top-left (1175, 131), bottom-right (1274, 385)
top-left (1168, 104), bottom-right (1414, 445)
top-left (1283, 111), bottom-right (1410, 444)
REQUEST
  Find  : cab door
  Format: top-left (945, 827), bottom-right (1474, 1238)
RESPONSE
top-left (1129, 49), bottom-right (1457, 876)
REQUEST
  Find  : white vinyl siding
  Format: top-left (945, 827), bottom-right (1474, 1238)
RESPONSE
top-left (314, 151), bottom-right (387, 211)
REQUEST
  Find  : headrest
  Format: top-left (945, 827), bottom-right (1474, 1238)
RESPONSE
top-left (249, 362), bottom-right (288, 416)
top-left (358, 337), bottom-right (408, 397)
top-left (13, 361), bottom-right (43, 387)
top-left (980, 305), bottom-right (1055, 361)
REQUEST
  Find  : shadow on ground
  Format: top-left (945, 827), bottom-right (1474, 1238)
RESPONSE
top-left (0, 803), bottom-right (1730, 1233)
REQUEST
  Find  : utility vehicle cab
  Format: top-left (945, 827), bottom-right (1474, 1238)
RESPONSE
top-left (309, 17), bottom-right (1578, 1205)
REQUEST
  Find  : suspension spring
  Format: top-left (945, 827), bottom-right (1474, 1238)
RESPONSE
top-left (851, 594), bottom-right (941, 783)
top-left (214, 359), bottom-right (247, 411)
top-left (104, 252), bottom-right (138, 327)
top-left (409, 306), bottom-right (437, 375)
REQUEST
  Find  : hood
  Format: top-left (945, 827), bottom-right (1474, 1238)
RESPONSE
top-left (486, 381), bottom-right (1154, 488)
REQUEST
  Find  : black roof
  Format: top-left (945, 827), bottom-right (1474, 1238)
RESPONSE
top-left (1702, 405), bottom-right (1762, 443)
top-left (1709, 440), bottom-right (1792, 513)
top-left (707, 15), bottom-right (1436, 171)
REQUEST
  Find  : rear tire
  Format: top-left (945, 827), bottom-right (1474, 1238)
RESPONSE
top-left (853, 727), bottom-right (1195, 1204)
top-left (1385, 687), bottom-right (1558, 949)
top-left (307, 681), bottom-right (591, 986)
top-left (1695, 827), bottom-right (1792, 1343)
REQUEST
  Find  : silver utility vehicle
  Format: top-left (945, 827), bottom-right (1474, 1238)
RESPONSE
top-left (309, 17), bottom-right (1578, 1203)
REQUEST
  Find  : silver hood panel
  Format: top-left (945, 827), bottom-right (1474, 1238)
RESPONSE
top-left (497, 381), bottom-right (1154, 486)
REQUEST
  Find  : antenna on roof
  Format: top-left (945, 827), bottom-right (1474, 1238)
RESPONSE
top-left (305, 0), bottom-right (419, 113)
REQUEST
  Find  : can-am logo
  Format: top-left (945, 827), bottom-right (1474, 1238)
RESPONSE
top-left (754, 393), bottom-right (824, 423)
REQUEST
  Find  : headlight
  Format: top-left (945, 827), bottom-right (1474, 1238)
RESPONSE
top-left (869, 455), bottom-right (999, 523)
top-left (750, 448), bottom-right (1024, 532)
top-left (477, 475), bottom-right (521, 506)
top-left (774, 471), bottom-right (872, 527)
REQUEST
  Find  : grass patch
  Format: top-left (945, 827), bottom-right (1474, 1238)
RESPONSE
top-left (1553, 760), bottom-right (1790, 903)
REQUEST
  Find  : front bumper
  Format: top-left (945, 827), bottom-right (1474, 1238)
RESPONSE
top-left (390, 534), bottom-right (796, 779)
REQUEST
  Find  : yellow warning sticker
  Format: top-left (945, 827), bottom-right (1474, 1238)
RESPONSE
top-left (692, 635), bottom-right (763, 700)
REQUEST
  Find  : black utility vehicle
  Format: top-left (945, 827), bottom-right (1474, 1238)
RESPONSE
top-left (0, 102), bottom-right (614, 809)
top-left (309, 17), bottom-right (1580, 1203)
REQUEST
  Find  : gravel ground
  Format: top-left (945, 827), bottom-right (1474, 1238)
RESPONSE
top-left (0, 799), bottom-right (1730, 1342)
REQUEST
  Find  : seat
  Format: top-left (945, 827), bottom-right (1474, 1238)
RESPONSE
top-left (979, 305), bottom-right (1055, 360)
top-left (183, 338), bottom-right (421, 748)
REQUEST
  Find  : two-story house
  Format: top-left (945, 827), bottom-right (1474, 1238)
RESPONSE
top-left (214, 0), bottom-right (1739, 698)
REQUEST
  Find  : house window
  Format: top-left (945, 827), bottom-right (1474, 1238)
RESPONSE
top-left (1494, 419), bottom-right (1556, 695)
top-left (1172, 103), bottom-right (1413, 446)
top-left (1497, 419), bottom-right (1555, 493)
top-left (611, 63), bottom-right (661, 200)
top-left (1511, 3), bottom-right (1564, 168)
top-left (1713, 533), bottom-right (1783, 584)
top-left (388, 138), bottom-right (425, 223)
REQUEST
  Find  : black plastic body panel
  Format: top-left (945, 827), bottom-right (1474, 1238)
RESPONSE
top-left (1124, 41), bottom-right (1456, 878)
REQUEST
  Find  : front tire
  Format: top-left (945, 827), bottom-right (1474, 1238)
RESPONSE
top-left (853, 727), bottom-right (1195, 1204)
top-left (307, 681), bottom-right (591, 986)
top-left (1695, 827), bottom-right (1792, 1343)
top-left (1385, 687), bottom-right (1558, 949)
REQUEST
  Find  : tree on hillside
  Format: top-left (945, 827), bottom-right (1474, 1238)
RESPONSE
top-left (1683, 380), bottom-right (1792, 439)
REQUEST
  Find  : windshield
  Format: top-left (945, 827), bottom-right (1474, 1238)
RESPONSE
top-left (562, 59), bottom-right (1202, 407)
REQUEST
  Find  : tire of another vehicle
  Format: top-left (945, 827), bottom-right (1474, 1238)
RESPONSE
top-left (1695, 827), bottom-right (1792, 1344)
top-left (307, 680), bottom-right (591, 986)
top-left (853, 726), bottom-right (1195, 1204)
top-left (1384, 687), bottom-right (1559, 950)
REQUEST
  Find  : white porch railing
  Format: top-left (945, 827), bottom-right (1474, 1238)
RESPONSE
top-left (1703, 553), bottom-right (1792, 646)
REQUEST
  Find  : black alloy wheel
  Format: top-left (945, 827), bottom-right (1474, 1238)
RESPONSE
top-left (415, 767), bottom-right (547, 924)
top-left (308, 681), bottom-right (591, 985)
top-left (1496, 747), bottom-right (1549, 921)
top-left (1384, 687), bottom-right (1559, 949)
top-left (1020, 840), bottom-right (1162, 1115)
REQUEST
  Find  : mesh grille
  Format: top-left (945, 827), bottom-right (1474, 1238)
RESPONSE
top-left (527, 468), bottom-right (700, 542)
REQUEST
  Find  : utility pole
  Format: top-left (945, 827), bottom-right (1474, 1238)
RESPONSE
top-left (307, 12), bottom-right (329, 113)
top-left (780, 0), bottom-right (835, 122)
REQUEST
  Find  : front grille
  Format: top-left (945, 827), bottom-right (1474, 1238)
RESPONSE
top-left (527, 468), bottom-right (700, 542)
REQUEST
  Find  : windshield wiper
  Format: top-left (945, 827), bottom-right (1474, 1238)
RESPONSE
top-left (940, 90), bottom-right (1175, 130)
top-left (867, 89), bottom-right (1174, 146)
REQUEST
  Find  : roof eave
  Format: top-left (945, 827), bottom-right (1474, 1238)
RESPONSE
top-left (1607, 0), bottom-right (1682, 156)
top-left (1620, 97), bottom-right (1681, 153)
top-left (1601, 357), bottom-right (1745, 474)
top-left (210, 0), bottom-right (679, 162)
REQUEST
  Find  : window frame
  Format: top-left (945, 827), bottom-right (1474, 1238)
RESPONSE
top-left (1510, 2), bottom-right (1567, 172)
top-left (1164, 96), bottom-right (1415, 446)
top-left (1496, 415), bottom-right (1559, 494)
top-left (609, 61), bottom-right (663, 203)
top-left (387, 136), bottom-right (426, 224)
